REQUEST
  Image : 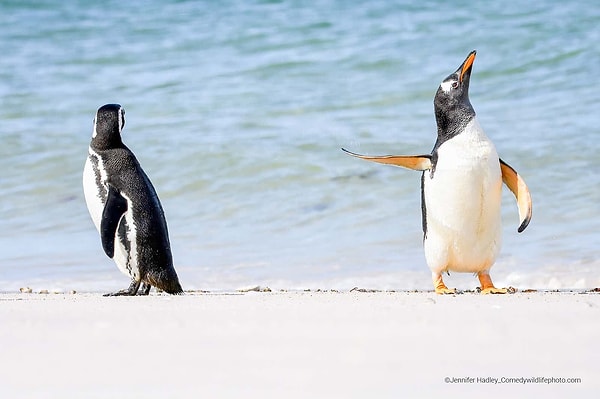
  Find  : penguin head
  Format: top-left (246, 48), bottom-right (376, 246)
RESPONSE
top-left (433, 51), bottom-right (476, 135)
top-left (91, 104), bottom-right (125, 149)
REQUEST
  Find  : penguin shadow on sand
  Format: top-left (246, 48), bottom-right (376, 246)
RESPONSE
top-left (343, 50), bottom-right (532, 295)
top-left (83, 104), bottom-right (183, 296)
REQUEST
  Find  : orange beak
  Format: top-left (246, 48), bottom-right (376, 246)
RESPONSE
top-left (460, 51), bottom-right (476, 82)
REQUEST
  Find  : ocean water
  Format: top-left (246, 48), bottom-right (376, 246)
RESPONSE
top-left (1, 0), bottom-right (599, 292)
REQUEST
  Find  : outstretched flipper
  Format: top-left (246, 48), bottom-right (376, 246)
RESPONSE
top-left (500, 159), bottom-right (532, 233)
top-left (342, 148), bottom-right (432, 171)
top-left (100, 184), bottom-right (128, 258)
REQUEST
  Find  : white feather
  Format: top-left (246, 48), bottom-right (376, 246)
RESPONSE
top-left (82, 148), bottom-right (105, 231)
top-left (423, 117), bottom-right (502, 274)
top-left (91, 117), bottom-right (98, 138)
top-left (440, 80), bottom-right (456, 94)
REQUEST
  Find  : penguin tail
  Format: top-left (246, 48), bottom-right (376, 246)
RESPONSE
top-left (146, 268), bottom-right (184, 295)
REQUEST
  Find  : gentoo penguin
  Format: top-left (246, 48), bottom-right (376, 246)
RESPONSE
top-left (343, 50), bottom-right (532, 294)
top-left (83, 104), bottom-right (183, 296)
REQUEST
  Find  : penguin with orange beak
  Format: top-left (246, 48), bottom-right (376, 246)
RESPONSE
top-left (344, 51), bottom-right (532, 294)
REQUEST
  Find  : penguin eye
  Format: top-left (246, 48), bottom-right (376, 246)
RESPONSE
top-left (451, 81), bottom-right (459, 89)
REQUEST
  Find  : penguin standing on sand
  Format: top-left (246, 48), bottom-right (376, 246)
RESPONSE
top-left (344, 51), bottom-right (532, 294)
top-left (83, 104), bottom-right (183, 296)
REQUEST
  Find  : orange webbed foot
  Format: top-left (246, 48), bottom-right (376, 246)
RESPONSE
top-left (480, 286), bottom-right (508, 294)
top-left (433, 274), bottom-right (456, 295)
top-left (478, 273), bottom-right (514, 294)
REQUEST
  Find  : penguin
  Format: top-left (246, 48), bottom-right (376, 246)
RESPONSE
top-left (83, 104), bottom-right (183, 296)
top-left (343, 50), bottom-right (532, 294)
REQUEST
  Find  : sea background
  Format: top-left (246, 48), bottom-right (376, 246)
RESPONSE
top-left (1, 0), bottom-right (599, 292)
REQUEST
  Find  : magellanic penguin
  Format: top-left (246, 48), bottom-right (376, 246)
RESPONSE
top-left (343, 50), bottom-right (532, 294)
top-left (83, 104), bottom-right (183, 296)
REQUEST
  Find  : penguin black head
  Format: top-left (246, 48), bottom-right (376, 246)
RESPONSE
top-left (91, 104), bottom-right (125, 150)
top-left (433, 51), bottom-right (477, 137)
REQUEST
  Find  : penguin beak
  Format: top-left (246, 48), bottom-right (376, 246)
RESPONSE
top-left (459, 50), bottom-right (476, 83)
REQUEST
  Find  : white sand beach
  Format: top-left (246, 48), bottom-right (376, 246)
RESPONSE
top-left (1, 290), bottom-right (598, 398)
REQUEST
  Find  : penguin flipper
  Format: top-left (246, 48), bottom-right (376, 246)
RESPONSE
top-left (100, 184), bottom-right (128, 258)
top-left (342, 148), bottom-right (431, 171)
top-left (500, 159), bottom-right (532, 233)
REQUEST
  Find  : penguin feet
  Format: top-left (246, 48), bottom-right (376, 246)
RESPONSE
top-left (436, 286), bottom-right (456, 295)
top-left (103, 280), bottom-right (141, 297)
top-left (433, 274), bottom-right (456, 295)
top-left (479, 286), bottom-right (507, 294)
top-left (477, 273), bottom-right (512, 294)
top-left (139, 283), bottom-right (151, 296)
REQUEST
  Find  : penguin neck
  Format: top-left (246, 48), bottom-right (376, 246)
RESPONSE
top-left (90, 134), bottom-right (124, 152)
top-left (429, 103), bottom-right (476, 175)
top-left (433, 103), bottom-right (476, 149)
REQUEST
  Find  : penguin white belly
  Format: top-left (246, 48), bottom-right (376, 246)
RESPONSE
top-left (83, 148), bottom-right (106, 231)
top-left (423, 119), bottom-right (502, 274)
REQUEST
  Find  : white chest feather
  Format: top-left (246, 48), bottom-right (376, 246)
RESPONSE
top-left (83, 148), bottom-right (106, 231)
top-left (423, 118), bottom-right (503, 273)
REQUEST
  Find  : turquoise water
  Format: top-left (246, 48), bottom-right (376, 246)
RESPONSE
top-left (1, 0), bottom-right (599, 292)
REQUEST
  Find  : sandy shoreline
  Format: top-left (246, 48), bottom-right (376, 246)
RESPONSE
top-left (1, 290), bottom-right (598, 398)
